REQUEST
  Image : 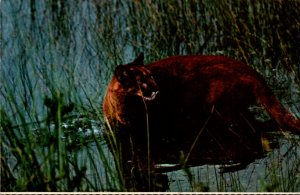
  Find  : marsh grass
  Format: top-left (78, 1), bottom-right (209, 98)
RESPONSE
top-left (1, 0), bottom-right (299, 192)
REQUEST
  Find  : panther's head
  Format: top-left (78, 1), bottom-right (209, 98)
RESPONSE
top-left (113, 53), bottom-right (159, 101)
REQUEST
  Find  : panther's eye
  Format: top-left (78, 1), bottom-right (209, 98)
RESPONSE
top-left (139, 77), bottom-right (147, 83)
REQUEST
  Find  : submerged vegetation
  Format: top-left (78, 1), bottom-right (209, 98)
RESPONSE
top-left (1, 0), bottom-right (299, 192)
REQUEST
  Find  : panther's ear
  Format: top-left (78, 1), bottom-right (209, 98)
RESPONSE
top-left (114, 65), bottom-right (130, 83)
top-left (132, 53), bottom-right (144, 65)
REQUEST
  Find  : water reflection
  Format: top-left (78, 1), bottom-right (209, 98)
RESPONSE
top-left (168, 132), bottom-right (299, 192)
top-left (114, 117), bottom-right (284, 191)
top-left (154, 131), bottom-right (279, 174)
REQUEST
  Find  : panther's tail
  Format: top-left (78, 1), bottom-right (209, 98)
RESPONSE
top-left (255, 82), bottom-right (300, 134)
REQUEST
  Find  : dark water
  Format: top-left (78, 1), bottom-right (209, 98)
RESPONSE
top-left (71, 126), bottom-right (299, 191)
top-left (1, 0), bottom-right (300, 192)
top-left (164, 133), bottom-right (300, 191)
